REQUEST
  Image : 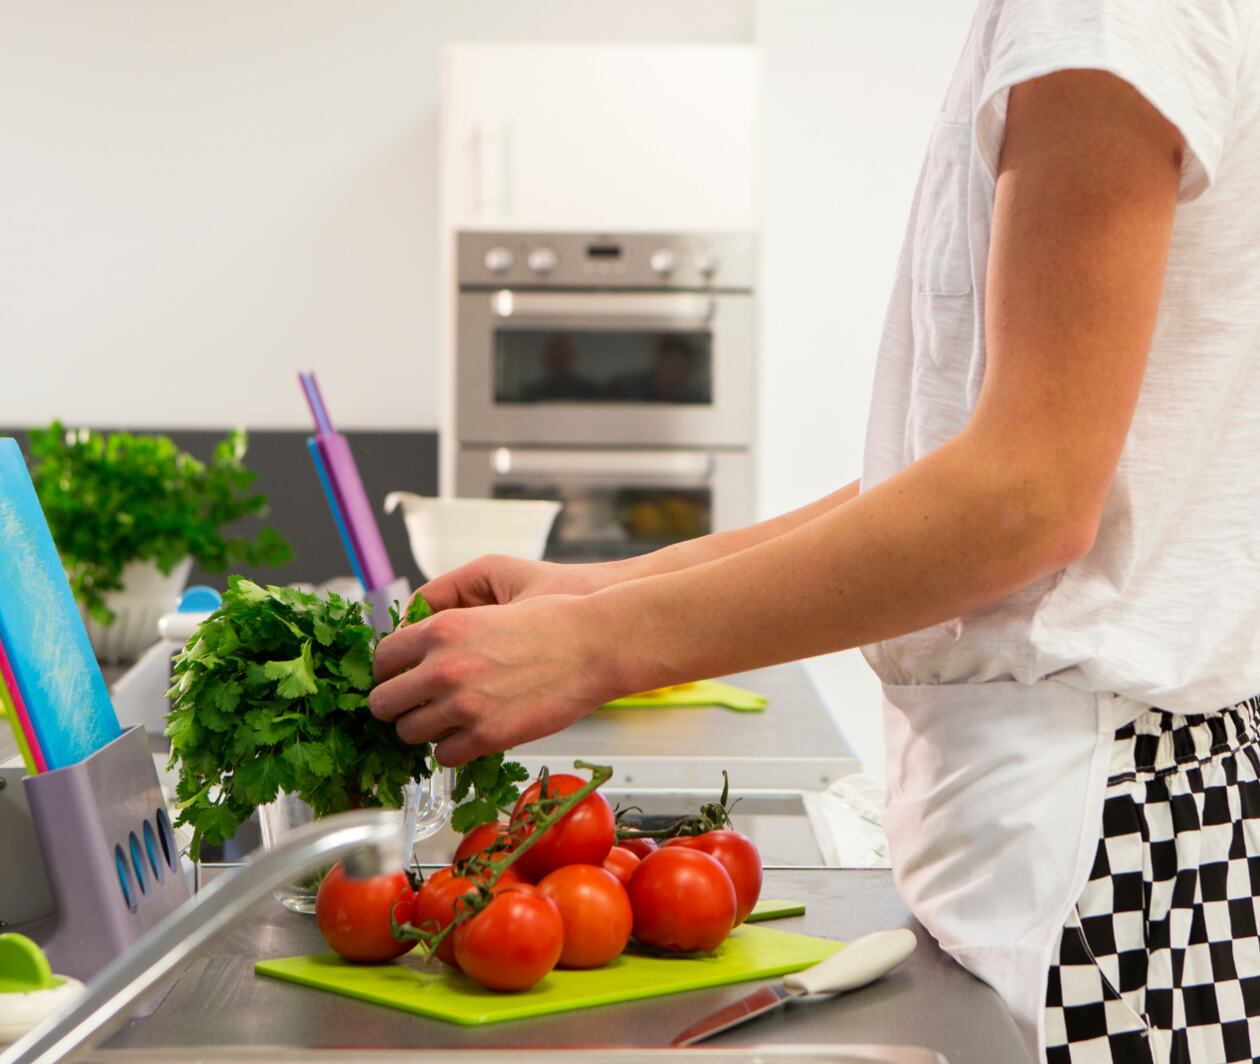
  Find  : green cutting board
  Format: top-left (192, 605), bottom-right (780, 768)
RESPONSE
top-left (601, 679), bottom-right (767, 713)
top-left (255, 923), bottom-right (838, 1026)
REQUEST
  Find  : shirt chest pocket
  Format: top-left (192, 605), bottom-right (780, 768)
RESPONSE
top-left (912, 120), bottom-right (974, 297)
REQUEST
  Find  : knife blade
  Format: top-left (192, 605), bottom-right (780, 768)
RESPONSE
top-left (670, 927), bottom-right (917, 1047)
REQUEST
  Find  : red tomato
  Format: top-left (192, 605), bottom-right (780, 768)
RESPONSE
top-left (315, 862), bottom-right (416, 964)
top-left (666, 831), bottom-right (763, 925)
top-left (453, 822), bottom-right (513, 865)
top-left (412, 867), bottom-right (481, 967)
top-left (452, 884), bottom-right (565, 990)
top-left (412, 864), bottom-right (525, 968)
top-left (626, 848), bottom-right (736, 953)
top-left (618, 837), bottom-right (658, 860)
top-left (538, 864), bottom-right (633, 969)
top-left (602, 846), bottom-right (642, 887)
top-left (510, 774), bottom-right (615, 880)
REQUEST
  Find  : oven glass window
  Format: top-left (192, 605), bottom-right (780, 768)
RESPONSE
top-left (494, 483), bottom-right (712, 561)
top-left (494, 330), bottom-right (713, 405)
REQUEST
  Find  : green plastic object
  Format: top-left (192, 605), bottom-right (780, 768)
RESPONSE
top-left (256, 923), bottom-right (840, 1026)
top-left (0, 933), bottom-right (60, 994)
top-left (601, 679), bottom-right (767, 714)
top-left (744, 899), bottom-right (807, 923)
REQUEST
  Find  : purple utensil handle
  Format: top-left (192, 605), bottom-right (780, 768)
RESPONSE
top-left (314, 433), bottom-right (396, 592)
top-left (298, 371), bottom-right (333, 436)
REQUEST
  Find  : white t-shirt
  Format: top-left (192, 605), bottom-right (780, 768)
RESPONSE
top-left (860, 0), bottom-right (1260, 715)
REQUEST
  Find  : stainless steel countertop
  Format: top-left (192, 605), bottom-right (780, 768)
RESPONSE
top-left (511, 665), bottom-right (858, 791)
top-left (104, 869), bottom-right (1029, 1064)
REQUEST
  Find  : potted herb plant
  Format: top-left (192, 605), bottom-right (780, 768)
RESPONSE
top-left (166, 578), bottom-right (526, 910)
top-left (27, 421), bottom-right (293, 664)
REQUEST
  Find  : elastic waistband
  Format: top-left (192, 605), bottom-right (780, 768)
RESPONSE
top-left (1111, 695), bottom-right (1260, 780)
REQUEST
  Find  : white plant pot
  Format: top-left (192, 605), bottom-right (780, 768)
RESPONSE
top-left (383, 493), bottom-right (562, 580)
top-left (81, 557), bottom-right (193, 665)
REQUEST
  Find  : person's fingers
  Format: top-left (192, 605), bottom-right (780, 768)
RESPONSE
top-left (433, 724), bottom-right (492, 767)
top-left (394, 699), bottom-right (464, 747)
top-left (372, 623), bottom-right (425, 684)
top-left (415, 570), bottom-right (467, 614)
top-left (418, 558), bottom-right (501, 614)
top-left (369, 646), bottom-right (459, 720)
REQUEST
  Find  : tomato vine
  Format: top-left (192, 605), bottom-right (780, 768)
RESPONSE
top-left (612, 770), bottom-right (741, 842)
top-left (391, 761), bottom-right (613, 957)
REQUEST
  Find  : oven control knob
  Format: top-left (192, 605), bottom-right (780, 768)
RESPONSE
top-left (649, 248), bottom-right (677, 275)
top-left (693, 250), bottom-right (719, 278)
top-left (483, 246), bottom-right (515, 274)
top-left (527, 247), bottom-right (558, 275)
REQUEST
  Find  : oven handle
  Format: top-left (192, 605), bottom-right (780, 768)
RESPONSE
top-left (491, 290), bottom-right (715, 326)
top-left (490, 448), bottom-right (716, 481)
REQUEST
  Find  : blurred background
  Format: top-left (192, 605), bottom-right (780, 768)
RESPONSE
top-left (0, 0), bottom-right (977, 774)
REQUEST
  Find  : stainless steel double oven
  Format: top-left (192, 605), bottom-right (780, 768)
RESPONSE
top-left (455, 231), bottom-right (756, 563)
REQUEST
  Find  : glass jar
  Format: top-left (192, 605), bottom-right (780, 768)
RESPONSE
top-left (257, 768), bottom-right (453, 913)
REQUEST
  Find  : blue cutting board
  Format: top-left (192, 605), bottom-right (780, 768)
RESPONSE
top-left (0, 438), bottom-right (120, 768)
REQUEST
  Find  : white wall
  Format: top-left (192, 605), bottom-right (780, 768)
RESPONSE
top-left (755, 0), bottom-right (976, 774)
top-left (0, 0), bottom-right (752, 431)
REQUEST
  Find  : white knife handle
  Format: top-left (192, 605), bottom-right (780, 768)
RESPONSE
top-left (783, 928), bottom-right (917, 996)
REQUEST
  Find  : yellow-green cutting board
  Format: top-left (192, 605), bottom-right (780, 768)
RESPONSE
top-left (255, 923), bottom-right (838, 1026)
top-left (601, 679), bottom-right (766, 714)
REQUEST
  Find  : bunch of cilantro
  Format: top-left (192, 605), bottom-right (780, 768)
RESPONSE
top-left (28, 422), bottom-right (292, 625)
top-left (166, 577), bottom-right (528, 859)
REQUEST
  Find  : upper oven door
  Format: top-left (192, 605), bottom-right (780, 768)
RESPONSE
top-left (456, 289), bottom-right (755, 447)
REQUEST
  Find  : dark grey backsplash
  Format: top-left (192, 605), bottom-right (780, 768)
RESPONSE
top-left (2, 427), bottom-right (439, 594)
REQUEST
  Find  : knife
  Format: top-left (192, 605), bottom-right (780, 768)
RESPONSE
top-left (670, 927), bottom-right (917, 1047)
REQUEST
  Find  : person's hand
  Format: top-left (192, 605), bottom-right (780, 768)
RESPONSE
top-left (416, 555), bottom-right (610, 612)
top-left (369, 594), bottom-right (620, 765)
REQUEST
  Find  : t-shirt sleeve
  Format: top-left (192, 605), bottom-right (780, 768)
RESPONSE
top-left (975, 0), bottom-right (1246, 202)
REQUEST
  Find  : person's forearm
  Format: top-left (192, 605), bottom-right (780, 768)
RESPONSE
top-left (585, 432), bottom-right (1087, 691)
top-left (595, 479), bottom-right (860, 585)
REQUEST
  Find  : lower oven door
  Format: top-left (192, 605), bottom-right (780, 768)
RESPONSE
top-left (455, 446), bottom-right (754, 563)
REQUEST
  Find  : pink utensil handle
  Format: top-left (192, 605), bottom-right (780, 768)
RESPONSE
top-left (314, 433), bottom-right (396, 592)
top-left (298, 371), bottom-right (333, 436)
top-left (0, 635), bottom-right (47, 773)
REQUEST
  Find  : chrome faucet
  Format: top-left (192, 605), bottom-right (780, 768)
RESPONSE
top-left (2, 809), bottom-right (407, 1064)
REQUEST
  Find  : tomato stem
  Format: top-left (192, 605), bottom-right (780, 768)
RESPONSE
top-left (391, 760), bottom-right (613, 956)
top-left (613, 770), bottom-right (741, 842)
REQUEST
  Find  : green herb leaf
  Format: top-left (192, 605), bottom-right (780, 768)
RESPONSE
top-left (262, 642), bottom-right (319, 699)
top-left (405, 594), bottom-right (434, 625)
top-left (234, 752), bottom-right (287, 806)
top-left (282, 739), bottom-right (335, 778)
top-left (338, 645), bottom-right (373, 689)
top-left (451, 796), bottom-right (502, 834)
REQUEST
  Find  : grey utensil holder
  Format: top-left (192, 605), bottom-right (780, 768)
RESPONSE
top-left (362, 576), bottom-right (411, 632)
top-left (22, 724), bottom-right (190, 981)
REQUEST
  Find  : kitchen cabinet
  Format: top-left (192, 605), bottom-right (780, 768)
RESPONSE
top-left (441, 44), bottom-right (758, 231)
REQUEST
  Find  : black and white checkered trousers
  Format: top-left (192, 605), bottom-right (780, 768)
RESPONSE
top-left (1045, 695), bottom-right (1260, 1063)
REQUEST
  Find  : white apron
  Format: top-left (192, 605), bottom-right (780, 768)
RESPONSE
top-left (881, 679), bottom-right (1149, 1062)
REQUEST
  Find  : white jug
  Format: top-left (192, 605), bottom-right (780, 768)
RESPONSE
top-left (383, 493), bottom-right (562, 579)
